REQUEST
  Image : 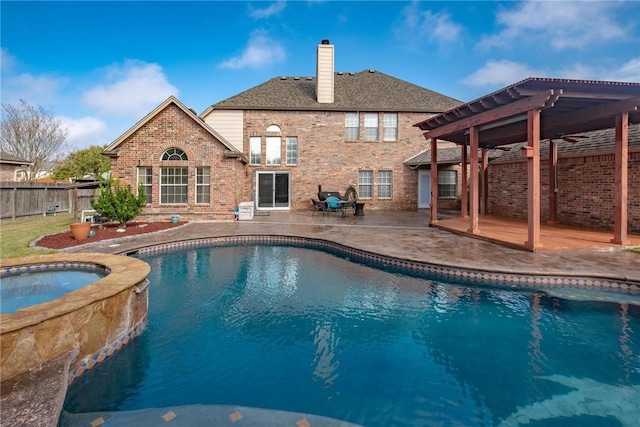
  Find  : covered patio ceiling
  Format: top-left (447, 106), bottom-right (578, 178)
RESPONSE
top-left (415, 77), bottom-right (640, 147)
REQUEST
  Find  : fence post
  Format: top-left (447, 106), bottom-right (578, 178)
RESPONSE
top-left (11, 187), bottom-right (16, 221)
top-left (43, 187), bottom-right (48, 216)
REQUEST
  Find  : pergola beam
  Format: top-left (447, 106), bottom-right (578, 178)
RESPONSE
top-left (544, 96), bottom-right (640, 130)
top-left (423, 90), bottom-right (561, 140)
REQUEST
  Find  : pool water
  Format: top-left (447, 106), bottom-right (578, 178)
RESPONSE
top-left (1, 269), bottom-right (106, 314)
top-left (62, 245), bottom-right (640, 426)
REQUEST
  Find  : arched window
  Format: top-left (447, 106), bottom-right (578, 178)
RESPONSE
top-left (266, 125), bottom-right (281, 133)
top-left (161, 148), bottom-right (188, 161)
top-left (160, 148), bottom-right (188, 203)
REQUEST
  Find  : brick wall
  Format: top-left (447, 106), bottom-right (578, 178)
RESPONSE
top-left (488, 151), bottom-right (640, 232)
top-left (243, 110), bottom-right (434, 210)
top-left (110, 103), bottom-right (248, 221)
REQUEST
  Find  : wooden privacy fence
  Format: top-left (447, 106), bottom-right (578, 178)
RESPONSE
top-left (0, 182), bottom-right (98, 220)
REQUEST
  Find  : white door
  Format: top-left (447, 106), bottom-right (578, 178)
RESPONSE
top-left (418, 170), bottom-right (431, 209)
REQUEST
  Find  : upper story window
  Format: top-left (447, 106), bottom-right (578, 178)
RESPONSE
top-left (345, 113), bottom-right (359, 140)
top-left (250, 137), bottom-right (261, 165)
top-left (266, 136), bottom-right (281, 165)
top-left (364, 113), bottom-right (378, 141)
top-left (161, 148), bottom-right (188, 161)
top-left (383, 113), bottom-right (397, 141)
top-left (286, 137), bottom-right (298, 165)
top-left (266, 124), bottom-right (281, 133)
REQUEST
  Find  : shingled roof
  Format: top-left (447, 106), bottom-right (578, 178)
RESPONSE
top-left (488, 122), bottom-right (640, 163)
top-left (0, 151), bottom-right (31, 165)
top-left (206, 70), bottom-right (462, 113)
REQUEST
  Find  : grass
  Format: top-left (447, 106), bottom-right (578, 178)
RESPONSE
top-left (629, 247), bottom-right (640, 254)
top-left (0, 213), bottom-right (74, 258)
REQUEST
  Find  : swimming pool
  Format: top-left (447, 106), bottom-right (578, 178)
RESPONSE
top-left (61, 244), bottom-right (640, 426)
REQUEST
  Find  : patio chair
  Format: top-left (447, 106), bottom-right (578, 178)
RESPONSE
top-left (324, 196), bottom-right (345, 217)
top-left (311, 198), bottom-right (326, 216)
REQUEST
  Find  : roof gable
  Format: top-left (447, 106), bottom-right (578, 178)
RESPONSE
top-left (203, 70), bottom-right (462, 115)
top-left (104, 96), bottom-right (240, 155)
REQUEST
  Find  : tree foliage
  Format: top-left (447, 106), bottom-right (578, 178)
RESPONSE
top-left (0, 100), bottom-right (68, 180)
top-left (90, 179), bottom-right (146, 228)
top-left (52, 145), bottom-right (111, 181)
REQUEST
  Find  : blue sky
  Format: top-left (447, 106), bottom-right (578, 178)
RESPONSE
top-left (1, 1), bottom-right (639, 151)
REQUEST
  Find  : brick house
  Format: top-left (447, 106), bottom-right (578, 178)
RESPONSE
top-left (0, 152), bottom-right (32, 182)
top-left (486, 123), bottom-right (640, 233)
top-left (103, 40), bottom-right (461, 220)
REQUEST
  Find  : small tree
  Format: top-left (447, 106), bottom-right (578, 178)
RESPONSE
top-left (0, 100), bottom-right (68, 180)
top-left (52, 145), bottom-right (111, 181)
top-left (90, 179), bottom-right (146, 228)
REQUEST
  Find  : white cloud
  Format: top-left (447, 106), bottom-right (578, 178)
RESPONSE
top-left (394, 1), bottom-right (462, 47)
top-left (248, 1), bottom-right (286, 19)
top-left (1, 73), bottom-right (67, 106)
top-left (60, 116), bottom-right (109, 150)
top-left (82, 60), bottom-right (178, 117)
top-left (462, 60), bottom-right (544, 88)
top-left (604, 57), bottom-right (640, 82)
top-left (1, 48), bottom-right (16, 74)
top-left (479, 0), bottom-right (628, 51)
top-left (219, 31), bottom-right (286, 69)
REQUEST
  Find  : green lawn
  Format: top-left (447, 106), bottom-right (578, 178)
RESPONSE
top-left (0, 213), bottom-right (74, 258)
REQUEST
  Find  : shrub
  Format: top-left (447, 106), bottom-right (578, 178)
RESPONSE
top-left (90, 179), bottom-right (146, 228)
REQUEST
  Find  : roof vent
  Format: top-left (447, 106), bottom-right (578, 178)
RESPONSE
top-left (348, 72), bottom-right (355, 76)
top-left (294, 76), bottom-right (299, 80)
top-left (368, 69), bottom-right (375, 73)
top-left (280, 76), bottom-right (287, 80)
top-left (337, 72), bottom-right (343, 75)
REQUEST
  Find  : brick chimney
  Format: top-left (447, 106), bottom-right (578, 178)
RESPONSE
top-left (316, 39), bottom-right (334, 103)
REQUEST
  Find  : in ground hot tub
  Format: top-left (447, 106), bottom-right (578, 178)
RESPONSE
top-left (0, 253), bottom-right (151, 383)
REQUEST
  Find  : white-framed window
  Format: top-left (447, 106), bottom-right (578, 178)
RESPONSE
top-left (161, 148), bottom-right (188, 161)
top-left (137, 166), bottom-right (152, 204)
top-left (378, 170), bottom-right (392, 198)
top-left (286, 137), bottom-right (298, 165)
top-left (196, 167), bottom-right (210, 204)
top-left (383, 113), bottom-right (397, 141)
top-left (438, 170), bottom-right (457, 198)
top-left (345, 112), bottom-right (359, 140)
top-left (266, 136), bottom-right (281, 165)
top-left (364, 113), bottom-right (378, 141)
top-left (160, 167), bottom-right (188, 204)
top-left (358, 170), bottom-right (373, 198)
top-left (250, 137), bottom-right (261, 165)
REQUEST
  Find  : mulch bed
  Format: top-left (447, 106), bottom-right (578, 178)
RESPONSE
top-left (36, 222), bottom-right (185, 250)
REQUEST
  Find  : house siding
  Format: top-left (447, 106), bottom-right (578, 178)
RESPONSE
top-left (110, 103), bottom-right (248, 220)
top-left (203, 110), bottom-right (244, 152)
top-left (241, 109), bottom-right (433, 210)
top-left (488, 150), bottom-right (640, 233)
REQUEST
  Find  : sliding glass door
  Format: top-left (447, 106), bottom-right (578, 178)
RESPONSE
top-left (256, 171), bottom-right (290, 209)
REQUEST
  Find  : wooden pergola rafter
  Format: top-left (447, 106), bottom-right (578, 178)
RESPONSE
top-left (414, 77), bottom-right (640, 251)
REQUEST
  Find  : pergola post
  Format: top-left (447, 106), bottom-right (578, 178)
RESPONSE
top-left (461, 143), bottom-right (468, 218)
top-left (468, 126), bottom-right (480, 234)
top-left (430, 138), bottom-right (438, 225)
top-left (611, 112), bottom-right (629, 245)
top-left (548, 139), bottom-right (558, 224)
top-left (481, 148), bottom-right (489, 214)
top-left (525, 109), bottom-right (542, 250)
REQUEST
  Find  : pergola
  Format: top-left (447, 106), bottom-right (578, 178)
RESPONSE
top-left (415, 78), bottom-right (640, 250)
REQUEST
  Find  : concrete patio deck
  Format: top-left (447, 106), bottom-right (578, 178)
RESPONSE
top-left (63, 210), bottom-right (640, 285)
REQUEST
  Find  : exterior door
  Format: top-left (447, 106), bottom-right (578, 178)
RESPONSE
top-left (418, 170), bottom-right (432, 209)
top-left (257, 172), bottom-right (290, 210)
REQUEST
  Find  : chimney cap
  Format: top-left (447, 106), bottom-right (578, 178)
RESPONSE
top-left (321, 39), bottom-right (330, 45)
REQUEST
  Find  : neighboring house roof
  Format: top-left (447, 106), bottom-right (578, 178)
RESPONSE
top-left (103, 96), bottom-right (245, 160)
top-left (404, 146), bottom-right (502, 167)
top-left (0, 151), bottom-right (32, 165)
top-left (488, 122), bottom-right (640, 163)
top-left (202, 70), bottom-right (462, 114)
